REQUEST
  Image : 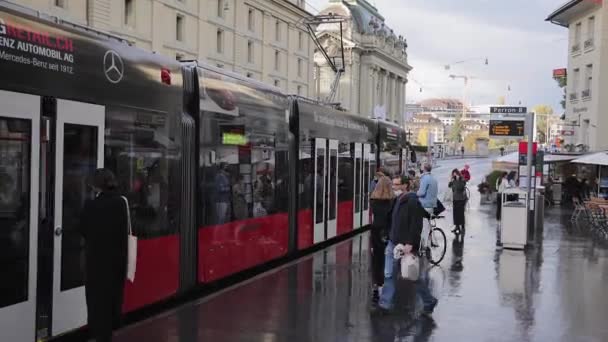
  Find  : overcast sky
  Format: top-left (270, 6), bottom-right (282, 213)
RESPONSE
top-left (306, 0), bottom-right (568, 112)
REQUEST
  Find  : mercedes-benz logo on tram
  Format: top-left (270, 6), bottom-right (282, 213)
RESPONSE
top-left (103, 50), bottom-right (124, 84)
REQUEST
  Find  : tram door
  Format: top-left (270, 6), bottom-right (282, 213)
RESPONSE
top-left (352, 143), bottom-right (362, 229)
top-left (352, 143), bottom-right (372, 229)
top-left (51, 100), bottom-right (105, 335)
top-left (361, 144), bottom-right (371, 227)
top-left (0, 91), bottom-right (40, 342)
top-left (313, 138), bottom-right (338, 243)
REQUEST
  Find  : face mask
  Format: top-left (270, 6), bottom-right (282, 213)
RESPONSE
top-left (394, 189), bottom-right (403, 196)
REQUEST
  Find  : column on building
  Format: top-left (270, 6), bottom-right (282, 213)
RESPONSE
top-left (384, 71), bottom-right (390, 118)
top-left (400, 77), bottom-right (407, 123)
top-left (388, 73), bottom-right (395, 122)
top-left (369, 65), bottom-right (378, 117)
top-left (395, 76), bottom-right (403, 124)
top-left (378, 69), bottom-right (386, 118)
top-left (361, 64), bottom-right (373, 117)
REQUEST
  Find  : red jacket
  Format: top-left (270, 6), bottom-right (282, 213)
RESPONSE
top-left (461, 169), bottom-right (471, 182)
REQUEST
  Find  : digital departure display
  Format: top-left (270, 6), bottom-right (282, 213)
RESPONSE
top-left (222, 132), bottom-right (248, 145)
top-left (489, 120), bottom-right (525, 138)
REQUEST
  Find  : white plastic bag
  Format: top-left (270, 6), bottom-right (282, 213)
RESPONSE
top-left (443, 189), bottom-right (453, 203)
top-left (400, 254), bottom-right (419, 281)
top-left (253, 202), bottom-right (267, 218)
top-left (122, 196), bottom-right (137, 283)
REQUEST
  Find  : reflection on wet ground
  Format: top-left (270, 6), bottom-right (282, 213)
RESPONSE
top-left (114, 162), bottom-right (608, 341)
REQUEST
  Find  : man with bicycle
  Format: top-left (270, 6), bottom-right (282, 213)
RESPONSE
top-left (416, 162), bottom-right (440, 315)
top-left (375, 175), bottom-right (437, 316)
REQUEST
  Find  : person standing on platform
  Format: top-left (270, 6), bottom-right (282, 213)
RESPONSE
top-left (496, 172), bottom-right (509, 220)
top-left (460, 164), bottom-right (471, 183)
top-left (370, 169), bottom-right (386, 193)
top-left (408, 169), bottom-right (420, 192)
top-left (449, 169), bottom-right (467, 236)
top-left (369, 176), bottom-right (395, 303)
top-left (375, 176), bottom-right (435, 315)
top-left (79, 169), bottom-right (129, 342)
top-left (417, 163), bottom-right (439, 251)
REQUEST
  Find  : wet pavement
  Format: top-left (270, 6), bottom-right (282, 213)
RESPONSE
top-left (114, 158), bottom-right (608, 342)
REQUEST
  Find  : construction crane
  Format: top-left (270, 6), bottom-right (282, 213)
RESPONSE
top-left (449, 74), bottom-right (475, 120)
top-left (303, 14), bottom-right (347, 105)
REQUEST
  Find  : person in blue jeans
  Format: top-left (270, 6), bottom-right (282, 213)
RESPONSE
top-left (374, 176), bottom-right (437, 316)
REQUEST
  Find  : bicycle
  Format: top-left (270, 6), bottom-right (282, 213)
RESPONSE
top-left (420, 214), bottom-right (447, 265)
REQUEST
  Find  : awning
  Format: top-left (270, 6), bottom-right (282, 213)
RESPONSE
top-left (572, 151), bottom-right (608, 166)
top-left (544, 154), bottom-right (579, 163)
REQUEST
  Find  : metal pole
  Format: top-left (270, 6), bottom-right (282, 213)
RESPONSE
top-left (526, 112), bottom-right (535, 245)
top-left (526, 113), bottom-right (534, 196)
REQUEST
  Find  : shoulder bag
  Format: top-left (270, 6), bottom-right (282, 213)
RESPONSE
top-left (121, 196), bottom-right (137, 283)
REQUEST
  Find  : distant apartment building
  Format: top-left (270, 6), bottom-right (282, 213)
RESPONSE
top-left (22, 0), bottom-right (315, 95)
top-left (547, 0), bottom-right (608, 151)
top-left (409, 114), bottom-right (445, 145)
top-left (416, 98), bottom-right (492, 126)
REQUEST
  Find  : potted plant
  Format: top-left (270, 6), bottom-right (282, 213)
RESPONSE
top-left (479, 170), bottom-right (505, 204)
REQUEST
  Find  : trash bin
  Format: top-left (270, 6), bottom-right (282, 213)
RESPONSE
top-left (500, 188), bottom-right (528, 250)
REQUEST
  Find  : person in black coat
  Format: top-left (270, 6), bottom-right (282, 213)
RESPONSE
top-left (79, 169), bottom-right (129, 342)
top-left (449, 169), bottom-right (467, 236)
top-left (376, 176), bottom-right (436, 316)
top-left (369, 175), bottom-right (395, 301)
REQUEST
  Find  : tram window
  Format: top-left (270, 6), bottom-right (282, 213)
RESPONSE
top-left (61, 124), bottom-right (98, 291)
top-left (104, 107), bottom-right (179, 238)
top-left (338, 143), bottom-right (352, 202)
top-left (363, 159), bottom-right (370, 211)
top-left (355, 156), bottom-right (361, 212)
top-left (315, 148), bottom-right (325, 224)
top-left (199, 112), bottom-right (289, 226)
top-left (0, 118), bottom-right (31, 308)
top-left (328, 148), bottom-right (337, 220)
top-left (299, 140), bottom-right (313, 210)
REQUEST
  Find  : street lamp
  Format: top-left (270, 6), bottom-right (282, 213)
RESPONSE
top-left (444, 57), bottom-right (488, 71)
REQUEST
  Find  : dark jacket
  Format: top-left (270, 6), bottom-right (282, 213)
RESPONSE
top-left (371, 199), bottom-right (392, 236)
top-left (388, 192), bottom-right (430, 251)
top-left (449, 178), bottom-right (467, 201)
top-left (79, 191), bottom-right (129, 339)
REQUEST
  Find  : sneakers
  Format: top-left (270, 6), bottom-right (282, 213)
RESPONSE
top-left (421, 298), bottom-right (438, 317)
top-left (370, 305), bottom-right (392, 316)
top-left (372, 287), bottom-right (380, 303)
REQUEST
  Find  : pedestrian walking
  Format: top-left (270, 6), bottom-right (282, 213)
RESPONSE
top-left (374, 176), bottom-right (436, 316)
top-left (408, 169), bottom-right (420, 192)
top-left (417, 163), bottom-right (438, 251)
top-left (460, 164), bottom-right (471, 183)
top-left (79, 169), bottom-right (129, 342)
top-left (370, 176), bottom-right (395, 302)
top-left (449, 169), bottom-right (467, 236)
top-left (496, 172), bottom-right (509, 220)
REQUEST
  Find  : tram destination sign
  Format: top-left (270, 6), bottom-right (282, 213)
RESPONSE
top-left (489, 108), bottom-right (527, 139)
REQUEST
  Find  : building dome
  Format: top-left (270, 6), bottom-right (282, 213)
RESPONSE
top-left (319, 0), bottom-right (388, 35)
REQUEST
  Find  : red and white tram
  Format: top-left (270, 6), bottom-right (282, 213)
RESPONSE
top-left (0, 2), bottom-right (409, 341)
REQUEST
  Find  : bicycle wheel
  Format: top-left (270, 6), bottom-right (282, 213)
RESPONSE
top-left (427, 228), bottom-right (447, 265)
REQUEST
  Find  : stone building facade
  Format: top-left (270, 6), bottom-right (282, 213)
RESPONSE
top-left (21, 0), bottom-right (314, 96)
top-left (314, 0), bottom-right (411, 124)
